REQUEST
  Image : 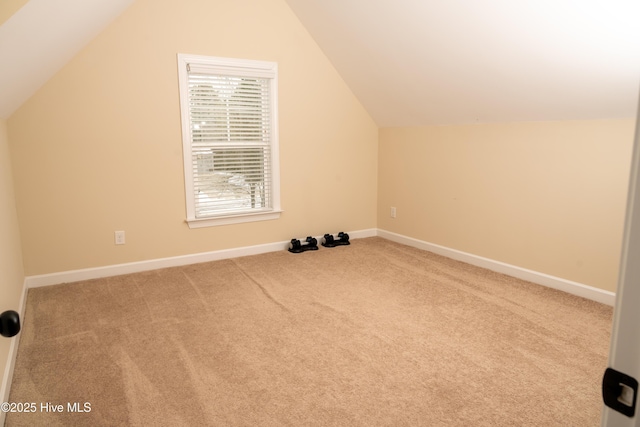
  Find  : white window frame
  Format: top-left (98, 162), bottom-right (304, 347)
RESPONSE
top-left (177, 54), bottom-right (281, 228)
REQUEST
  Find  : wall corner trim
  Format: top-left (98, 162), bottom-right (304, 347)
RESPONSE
top-left (377, 229), bottom-right (616, 306)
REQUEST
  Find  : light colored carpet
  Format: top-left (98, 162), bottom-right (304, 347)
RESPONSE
top-left (6, 237), bottom-right (612, 426)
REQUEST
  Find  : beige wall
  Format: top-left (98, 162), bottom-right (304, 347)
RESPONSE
top-left (0, 0), bottom-right (29, 26)
top-left (4, 0), bottom-right (635, 296)
top-left (378, 119), bottom-right (636, 292)
top-left (0, 118), bottom-right (24, 399)
top-left (8, 0), bottom-right (378, 276)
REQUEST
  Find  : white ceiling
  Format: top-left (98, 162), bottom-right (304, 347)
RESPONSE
top-left (285, 0), bottom-right (640, 126)
top-left (1, 1), bottom-right (638, 125)
top-left (0, 0), bottom-right (134, 119)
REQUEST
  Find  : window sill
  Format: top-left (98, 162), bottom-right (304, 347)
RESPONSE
top-left (186, 210), bottom-right (282, 229)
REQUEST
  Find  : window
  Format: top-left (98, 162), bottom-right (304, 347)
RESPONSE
top-left (177, 54), bottom-right (281, 228)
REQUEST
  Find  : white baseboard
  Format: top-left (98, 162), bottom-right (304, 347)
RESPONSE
top-left (4, 225), bottom-right (610, 420)
top-left (377, 229), bottom-right (616, 306)
top-left (23, 227), bottom-right (614, 306)
top-left (12, 230), bottom-right (379, 412)
top-left (25, 228), bottom-right (378, 289)
top-left (23, 226), bottom-right (614, 306)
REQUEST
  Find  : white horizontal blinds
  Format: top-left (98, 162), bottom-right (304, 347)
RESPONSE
top-left (187, 71), bottom-right (272, 217)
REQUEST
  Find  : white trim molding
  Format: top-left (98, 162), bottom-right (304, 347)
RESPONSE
top-left (5, 226), bottom-right (613, 426)
top-left (377, 229), bottom-right (616, 306)
top-left (177, 53), bottom-right (281, 228)
top-left (25, 229), bottom-right (378, 288)
top-left (23, 227), bottom-right (615, 306)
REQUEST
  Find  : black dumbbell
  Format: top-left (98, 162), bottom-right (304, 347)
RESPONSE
top-left (288, 236), bottom-right (319, 253)
top-left (322, 232), bottom-right (350, 247)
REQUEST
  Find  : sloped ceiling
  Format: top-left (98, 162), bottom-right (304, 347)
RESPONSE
top-left (0, 0), bottom-right (134, 119)
top-left (285, 0), bottom-right (640, 126)
top-left (0, 1), bottom-right (638, 125)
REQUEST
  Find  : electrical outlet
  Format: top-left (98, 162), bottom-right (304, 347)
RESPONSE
top-left (391, 207), bottom-right (397, 218)
top-left (114, 231), bottom-right (125, 245)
